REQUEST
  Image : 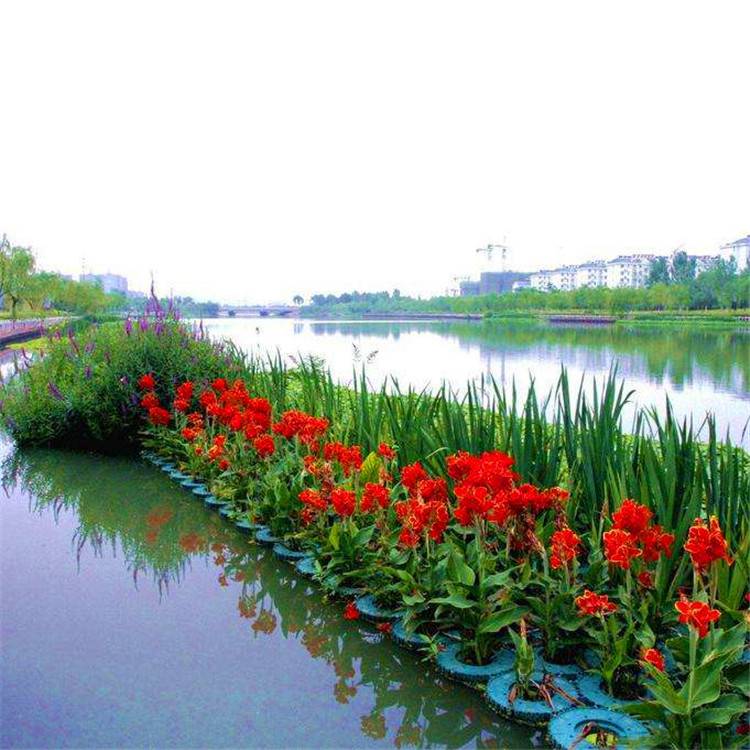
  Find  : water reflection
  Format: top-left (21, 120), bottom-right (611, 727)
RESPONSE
top-left (1, 445), bottom-right (538, 749)
top-left (201, 318), bottom-right (749, 446)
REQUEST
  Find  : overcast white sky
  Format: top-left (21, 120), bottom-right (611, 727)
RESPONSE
top-left (1, 1), bottom-right (748, 303)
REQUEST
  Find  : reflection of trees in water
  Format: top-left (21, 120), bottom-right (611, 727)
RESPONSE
top-left (3, 445), bottom-right (529, 748)
top-left (309, 320), bottom-right (750, 395)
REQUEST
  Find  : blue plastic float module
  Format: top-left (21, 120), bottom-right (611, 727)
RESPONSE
top-left (436, 641), bottom-right (514, 685)
top-left (192, 486), bottom-right (211, 497)
top-left (235, 518), bottom-right (263, 533)
top-left (535, 647), bottom-right (586, 679)
top-left (180, 479), bottom-right (204, 490)
top-left (255, 526), bottom-right (281, 546)
top-left (204, 494), bottom-right (228, 508)
top-left (295, 556), bottom-right (317, 578)
top-left (576, 673), bottom-right (631, 709)
top-left (272, 543), bottom-right (310, 562)
top-left (355, 594), bottom-right (402, 624)
top-left (547, 707), bottom-right (648, 750)
top-left (391, 618), bottom-right (431, 650)
top-left (486, 670), bottom-right (582, 726)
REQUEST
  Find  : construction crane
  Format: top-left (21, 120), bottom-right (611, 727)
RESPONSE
top-left (475, 243), bottom-right (509, 272)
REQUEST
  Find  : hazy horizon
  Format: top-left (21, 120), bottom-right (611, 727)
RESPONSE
top-left (2, 1), bottom-right (748, 304)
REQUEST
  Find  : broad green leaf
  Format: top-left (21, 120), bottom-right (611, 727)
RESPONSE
top-left (691, 694), bottom-right (747, 731)
top-left (446, 550), bottom-right (475, 587)
top-left (430, 594), bottom-right (475, 610)
top-left (328, 522), bottom-right (341, 552)
top-left (477, 606), bottom-right (526, 635)
top-left (480, 570), bottom-right (514, 592)
top-left (353, 524), bottom-right (375, 547)
top-left (359, 452), bottom-right (381, 484)
top-left (644, 666), bottom-right (688, 715)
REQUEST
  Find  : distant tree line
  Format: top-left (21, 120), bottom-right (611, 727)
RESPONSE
top-left (305, 258), bottom-right (749, 316)
top-left (0, 236), bottom-right (221, 319)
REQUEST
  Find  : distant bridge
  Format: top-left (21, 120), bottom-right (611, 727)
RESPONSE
top-left (218, 305), bottom-right (301, 318)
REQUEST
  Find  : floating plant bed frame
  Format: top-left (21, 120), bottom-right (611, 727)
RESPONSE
top-left (145, 451), bottom-right (650, 744)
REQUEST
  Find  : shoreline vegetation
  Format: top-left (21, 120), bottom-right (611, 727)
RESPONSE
top-left (1, 302), bottom-right (748, 747)
top-left (301, 308), bottom-right (750, 329)
top-left (300, 263), bottom-right (750, 328)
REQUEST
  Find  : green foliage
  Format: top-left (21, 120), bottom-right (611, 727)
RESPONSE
top-left (0, 318), bottom-right (234, 451)
top-left (303, 265), bottom-right (750, 317)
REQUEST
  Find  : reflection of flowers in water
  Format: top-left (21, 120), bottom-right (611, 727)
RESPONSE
top-left (179, 532), bottom-right (204, 553)
top-left (251, 610), bottom-right (277, 635)
top-left (361, 712), bottom-right (386, 740)
top-left (395, 721), bottom-right (422, 748)
top-left (146, 507), bottom-right (173, 528)
top-left (334, 677), bottom-right (357, 704)
top-left (238, 596), bottom-right (256, 619)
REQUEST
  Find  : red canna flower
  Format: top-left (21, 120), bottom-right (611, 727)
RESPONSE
top-left (641, 647), bottom-right (665, 672)
top-left (173, 398), bottom-right (190, 412)
top-left (343, 601), bottom-right (359, 620)
top-left (138, 373), bottom-right (156, 390)
top-left (612, 499), bottom-right (652, 536)
top-left (401, 462), bottom-right (428, 494)
top-left (218, 459), bottom-right (230, 471)
top-left (550, 526), bottom-right (581, 569)
top-left (253, 434), bottom-right (275, 458)
top-left (148, 406), bottom-right (170, 426)
top-left (140, 391), bottom-right (160, 409)
top-left (378, 442), bottom-right (396, 460)
top-left (575, 589), bottom-right (617, 616)
top-left (684, 517), bottom-right (732, 571)
top-left (603, 528), bottom-right (642, 570)
top-left (675, 595), bottom-right (720, 638)
top-left (640, 524), bottom-right (675, 562)
top-left (376, 622), bottom-right (392, 634)
top-left (360, 483), bottom-right (390, 513)
top-left (212, 378), bottom-right (227, 393)
top-left (331, 487), bottom-right (356, 517)
top-left (637, 570), bottom-right (654, 588)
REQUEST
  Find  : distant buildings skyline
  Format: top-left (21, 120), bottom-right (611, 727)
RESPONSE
top-left (460, 234), bottom-right (747, 296)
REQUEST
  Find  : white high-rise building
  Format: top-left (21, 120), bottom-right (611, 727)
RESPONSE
top-left (721, 235), bottom-right (750, 272)
top-left (80, 273), bottom-right (128, 294)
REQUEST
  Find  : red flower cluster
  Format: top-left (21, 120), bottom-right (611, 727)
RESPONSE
top-left (323, 442), bottom-right (363, 476)
top-left (684, 516), bottom-right (732, 571)
top-left (138, 373), bottom-right (156, 390)
top-left (331, 487), bottom-right (356, 517)
top-left (272, 410), bottom-right (329, 447)
top-left (378, 443), bottom-right (396, 460)
top-left (675, 595), bottom-right (720, 638)
top-left (173, 380), bottom-right (194, 412)
top-left (394, 462), bottom-right (449, 547)
top-left (603, 500), bottom-right (674, 571)
top-left (253, 434), bottom-right (275, 458)
top-left (447, 451), bottom-right (518, 526)
top-left (343, 601), bottom-right (359, 620)
top-left (641, 647), bottom-right (665, 672)
top-left (550, 527), bottom-right (581, 570)
top-left (148, 406), bottom-right (170, 426)
top-left (360, 483), bottom-right (390, 513)
top-left (575, 589), bottom-right (617, 616)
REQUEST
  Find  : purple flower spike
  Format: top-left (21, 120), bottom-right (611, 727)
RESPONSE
top-left (84, 366), bottom-right (92, 380)
top-left (124, 317), bottom-right (133, 336)
top-left (48, 382), bottom-right (64, 401)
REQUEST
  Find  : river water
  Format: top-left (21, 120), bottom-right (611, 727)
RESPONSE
top-left (200, 318), bottom-right (750, 448)
top-left (0, 442), bottom-right (537, 748)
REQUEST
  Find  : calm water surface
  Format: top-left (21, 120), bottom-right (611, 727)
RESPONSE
top-left (202, 318), bottom-right (750, 447)
top-left (0, 442), bottom-right (538, 749)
